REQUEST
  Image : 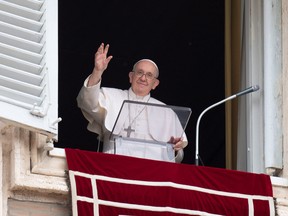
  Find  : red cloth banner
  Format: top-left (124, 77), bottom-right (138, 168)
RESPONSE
top-left (65, 148), bottom-right (275, 216)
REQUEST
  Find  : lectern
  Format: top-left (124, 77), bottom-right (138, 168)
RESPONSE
top-left (109, 100), bottom-right (192, 162)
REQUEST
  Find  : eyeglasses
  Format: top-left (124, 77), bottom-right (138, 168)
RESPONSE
top-left (133, 71), bottom-right (156, 80)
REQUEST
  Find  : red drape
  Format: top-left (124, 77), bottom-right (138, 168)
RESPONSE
top-left (65, 148), bottom-right (274, 216)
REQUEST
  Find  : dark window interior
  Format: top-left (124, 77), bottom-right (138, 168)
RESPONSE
top-left (58, 0), bottom-right (225, 167)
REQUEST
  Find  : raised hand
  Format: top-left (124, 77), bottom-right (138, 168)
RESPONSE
top-left (94, 43), bottom-right (113, 73)
top-left (88, 43), bottom-right (113, 86)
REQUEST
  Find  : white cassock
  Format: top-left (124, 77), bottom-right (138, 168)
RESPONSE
top-left (77, 76), bottom-right (188, 162)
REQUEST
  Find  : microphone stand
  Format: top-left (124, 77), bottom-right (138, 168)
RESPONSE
top-left (195, 85), bottom-right (259, 166)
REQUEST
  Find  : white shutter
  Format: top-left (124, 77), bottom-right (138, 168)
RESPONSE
top-left (0, 0), bottom-right (59, 138)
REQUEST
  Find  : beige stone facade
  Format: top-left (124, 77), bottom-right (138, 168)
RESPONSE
top-left (0, 128), bottom-right (70, 215)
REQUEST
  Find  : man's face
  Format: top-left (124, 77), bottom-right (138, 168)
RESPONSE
top-left (129, 61), bottom-right (159, 96)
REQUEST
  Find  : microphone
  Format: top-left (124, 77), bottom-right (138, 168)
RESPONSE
top-left (236, 85), bottom-right (260, 97)
top-left (195, 85), bottom-right (260, 166)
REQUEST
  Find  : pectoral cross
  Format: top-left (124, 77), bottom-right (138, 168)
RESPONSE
top-left (124, 125), bottom-right (135, 137)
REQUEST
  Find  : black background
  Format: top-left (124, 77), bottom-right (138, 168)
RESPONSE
top-left (58, 0), bottom-right (225, 167)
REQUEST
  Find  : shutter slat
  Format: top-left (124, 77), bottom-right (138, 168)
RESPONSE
top-left (0, 1), bottom-right (43, 21)
top-left (0, 86), bottom-right (43, 106)
top-left (0, 10), bottom-right (43, 32)
top-left (0, 64), bottom-right (43, 85)
top-left (0, 32), bottom-right (43, 53)
top-left (0, 42), bottom-right (43, 64)
top-left (0, 75), bottom-right (44, 96)
top-left (0, 53), bottom-right (43, 75)
top-left (4, 0), bottom-right (44, 11)
top-left (0, 96), bottom-right (33, 110)
top-left (0, 21), bottom-right (43, 42)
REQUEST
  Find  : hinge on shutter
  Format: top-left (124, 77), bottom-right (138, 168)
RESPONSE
top-left (30, 103), bottom-right (50, 117)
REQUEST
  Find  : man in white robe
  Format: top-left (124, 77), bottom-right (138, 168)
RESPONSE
top-left (77, 43), bottom-right (188, 162)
